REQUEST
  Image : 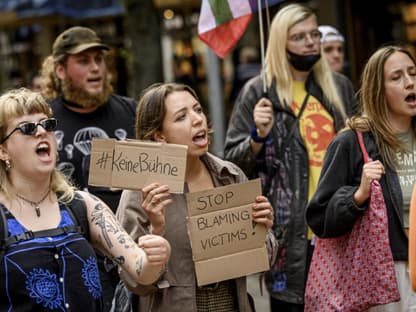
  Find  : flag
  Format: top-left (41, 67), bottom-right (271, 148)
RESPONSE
top-left (198, 0), bottom-right (283, 58)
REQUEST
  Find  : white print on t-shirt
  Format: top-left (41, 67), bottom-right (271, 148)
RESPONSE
top-left (396, 150), bottom-right (416, 187)
top-left (397, 151), bottom-right (416, 167)
top-left (72, 127), bottom-right (109, 156)
top-left (55, 127), bottom-right (127, 183)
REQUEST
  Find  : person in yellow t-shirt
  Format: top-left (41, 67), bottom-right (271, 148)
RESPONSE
top-left (224, 3), bottom-right (356, 311)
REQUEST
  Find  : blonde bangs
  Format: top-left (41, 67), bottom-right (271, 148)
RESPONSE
top-left (0, 89), bottom-right (52, 123)
top-left (265, 4), bottom-right (314, 107)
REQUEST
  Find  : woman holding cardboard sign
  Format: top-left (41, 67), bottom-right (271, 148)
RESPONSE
top-left (116, 83), bottom-right (277, 312)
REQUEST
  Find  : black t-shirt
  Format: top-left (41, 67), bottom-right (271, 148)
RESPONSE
top-left (50, 94), bottom-right (136, 212)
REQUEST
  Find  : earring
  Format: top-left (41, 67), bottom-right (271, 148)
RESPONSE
top-left (4, 159), bottom-right (11, 171)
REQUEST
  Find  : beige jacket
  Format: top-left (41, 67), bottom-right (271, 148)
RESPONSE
top-left (117, 153), bottom-right (276, 312)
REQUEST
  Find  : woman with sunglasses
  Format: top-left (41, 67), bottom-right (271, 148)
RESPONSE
top-left (0, 88), bottom-right (171, 311)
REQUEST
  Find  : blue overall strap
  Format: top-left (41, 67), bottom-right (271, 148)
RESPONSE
top-left (2, 225), bottom-right (81, 247)
top-left (65, 192), bottom-right (90, 241)
top-left (0, 206), bottom-right (8, 262)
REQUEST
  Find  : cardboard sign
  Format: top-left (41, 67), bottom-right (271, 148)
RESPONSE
top-left (88, 138), bottom-right (187, 193)
top-left (186, 179), bottom-right (269, 286)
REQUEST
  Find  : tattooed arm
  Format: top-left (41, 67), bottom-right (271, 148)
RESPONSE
top-left (77, 191), bottom-right (171, 285)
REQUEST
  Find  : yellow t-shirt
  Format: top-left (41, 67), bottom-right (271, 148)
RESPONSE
top-left (291, 81), bottom-right (336, 239)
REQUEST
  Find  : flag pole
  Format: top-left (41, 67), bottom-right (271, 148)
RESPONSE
top-left (257, 0), bottom-right (267, 94)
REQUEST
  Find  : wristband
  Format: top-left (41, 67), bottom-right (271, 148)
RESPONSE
top-left (250, 126), bottom-right (269, 143)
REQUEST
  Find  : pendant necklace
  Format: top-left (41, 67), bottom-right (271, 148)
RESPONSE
top-left (16, 190), bottom-right (50, 217)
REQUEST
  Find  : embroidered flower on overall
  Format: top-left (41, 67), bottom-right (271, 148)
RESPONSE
top-left (82, 256), bottom-right (102, 299)
top-left (25, 268), bottom-right (63, 309)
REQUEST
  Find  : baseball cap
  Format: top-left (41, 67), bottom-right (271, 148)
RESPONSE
top-left (52, 26), bottom-right (109, 58)
top-left (318, 25), bottom-right (345, 44)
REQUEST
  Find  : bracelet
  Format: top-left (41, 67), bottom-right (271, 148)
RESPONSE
top-left (250, 126), bottom-right (269, 143)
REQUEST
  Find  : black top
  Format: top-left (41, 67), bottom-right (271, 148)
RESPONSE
top-left (0, 203), bottom-right (103, 311)
top-left (50, 94), bottom-right (136, 212)
top-left (306, 130), bottom-right (408, 261)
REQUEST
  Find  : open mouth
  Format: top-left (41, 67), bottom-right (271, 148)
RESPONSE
top-left (87, 77), bottom-right (102, 84)
top-left (405, 92), bottom-right (416, 102)
top-left (192, 130), bottom-right (208, 145)
top-left (36, 142), bottom-right (51, 157)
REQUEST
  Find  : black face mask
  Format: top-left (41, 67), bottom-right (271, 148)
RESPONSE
top-left (287, 50), bottom-right (321, 71)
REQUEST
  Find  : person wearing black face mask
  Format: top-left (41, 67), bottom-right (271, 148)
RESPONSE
top-left (224, 3), bottom-right (356, 311)
top-left (286, 50), bottom-right (321, 72)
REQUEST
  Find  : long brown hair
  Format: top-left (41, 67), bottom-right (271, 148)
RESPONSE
top-left (348, 45), bottom-right (416, 169)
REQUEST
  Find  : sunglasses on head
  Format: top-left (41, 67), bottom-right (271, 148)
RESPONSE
top-left (1, 118), bottom-right (57, 144)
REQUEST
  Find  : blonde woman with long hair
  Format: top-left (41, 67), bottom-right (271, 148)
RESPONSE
top-left (224, 3), bottom-right (356, 310)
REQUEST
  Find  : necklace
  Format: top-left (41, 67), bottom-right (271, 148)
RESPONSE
top-left (15, 190), bottom-right (50, 217)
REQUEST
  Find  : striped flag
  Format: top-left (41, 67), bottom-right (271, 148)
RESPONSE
top-left (198, 0), bottom-right (283, 58)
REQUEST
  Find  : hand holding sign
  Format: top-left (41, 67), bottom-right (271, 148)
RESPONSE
top-left (142, 183), bottom-right (173, 235)
top-left (252, 195), bottom-right (274, 230)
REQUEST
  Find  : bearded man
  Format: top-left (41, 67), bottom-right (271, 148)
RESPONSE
top-left (40, 26), bottom-right (136, 312)
top-left (42, 26), bottom-right (136, 211)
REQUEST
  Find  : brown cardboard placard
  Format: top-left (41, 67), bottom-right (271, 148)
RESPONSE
top-left (88, 138), bottom-right (187, 193)
top-left (186, 179), bottom-right (269, 286)
top-left (194, 247), bottom-right (269, 287)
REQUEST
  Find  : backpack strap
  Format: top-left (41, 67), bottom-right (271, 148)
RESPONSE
top-left (65, 191), bottom-right (90, 242)
top-left (0, 192), bottom-right (90, 264)
top-left (0, 205), bottom-right (8, 263)
top-left (2, 225), bottom-right (81, 247)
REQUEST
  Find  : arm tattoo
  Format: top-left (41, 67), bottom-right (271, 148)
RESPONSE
top-left (111, 255), bottom-right (125, 266)
top-left (90, 197), bottom-right (135, 251)
top-left (135, 256), bottom-right (143, 276)
top-left (91, 202), bottom-right (113, 248)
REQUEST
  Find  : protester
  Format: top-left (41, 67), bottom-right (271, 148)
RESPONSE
top-left (116, 82), bottom-right (277, 312)
top-left (318, 25), bottom-right (345, 73)
top-left (40, 26), bottom-right (137, 311)
top-left (306, 45), bottom-right (416, 310)
top-left (0, 88), bottom-right (170, 311)
top-left (224, 3), bottom-right (356, 311)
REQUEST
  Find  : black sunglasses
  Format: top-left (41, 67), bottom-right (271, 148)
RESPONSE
top-left (1, 118), bottom-right (57, 144)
